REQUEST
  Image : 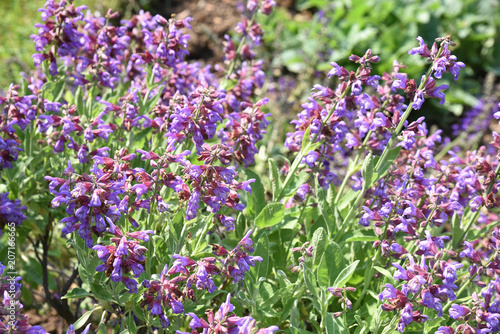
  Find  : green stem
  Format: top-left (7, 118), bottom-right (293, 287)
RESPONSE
top-left (222, 10), bottom-right (258, 87)
top-left (352, 249), bottom-right (380, 311)
top-left (374, 42), bottom-right (446, 172)
top-left (284, 194), bottom-right (311, 262)
top-left (335, 42), bottom-right (447, 242)
top-left (145, 154), bottom-right (168, 274)
top-left (277, 81), bottom-right (354, 201)
top-left (405, 203), bottom-right (440, 255)
top-left (434, 132), bottom-right (466, 161)
top-left (334, 167), bottom-right (375, 242)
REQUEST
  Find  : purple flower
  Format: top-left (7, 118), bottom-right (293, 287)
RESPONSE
top-left (304, 151), bottom-right (320, 167)
top-left (0, 193), bottom-right (27, 227)
top-left (392, 263), bottom-right (408, 280)
top-left (459, 241), bottom-right (481, 263)
top-left (421, 289), bottom-right (443, 316)
top-left (449, 304), bottom-right (470, 319)
top-left (188, 312), bottom-right (209, 329)
top-left (66, 324), bottom-right (91, 334)
top-left (391, 73), bottom-right (407, 91)
top-left (296, 184), bottom-right (311, 201)
top-left (412, 90), bottom-right (425, 110)
top-left (397, 303), bottom-right (413, 332)
top-left (328, 62), bottom-right (343, 78)
top-left (408, 36), bottom-right (430, 57)
top-left (186, 190), bottom-right (200, 221)
top-left (435, 327), bottom-right (454, 334)
top-left (378, 284), bottom-right (398, 301)
top-left (195, 264), bottom-right (217, 293)
top-left (351, 80), bottom-right (362, 96)
top-left (469, 195), bottom-right (483, 212)
top-left (407, 275), bottom-right (426, 294)
top-left (359, 206), bottom-right (374, 227)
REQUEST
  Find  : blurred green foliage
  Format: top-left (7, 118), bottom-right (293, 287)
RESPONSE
top-left (260, 0), bottom-right (500, 130)
top-left (0, 0), bottom-right (123, 89)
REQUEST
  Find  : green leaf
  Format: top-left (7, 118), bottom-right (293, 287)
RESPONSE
top-left (279, 297), bottom-right (296, 324)
top-left (269, 158), bottom-right (282, 200)
top-left (62, 287), bottom-right (91, 300)
top-left (255, 203), bottom-right (285, 228)
top-left (451, 211), bottom-right (461, 247)
top-left (290, 304), bottom-right (301, 328)
top-left (171, 210), bottom-right (184, 240)
top-left (301, 125), bottom-right (312, 153)
top-left (75, 86), bottom-right (84, 116)
top-left (315, 177), bottom-right (327, 202)
top-left (126, 313), bottom-right (137, 332)
top-left (304, 265), bottom-right (320, 299)
top-left (345, 235), bottom-right (378, 242)
top-left (338, 189), bottom-right (357, 212)
top-left (78, 264), bottom-right (89, 288)
top-left (333, 260), bottom-right (359, 288)
top-left (220, 78), bottom-right (238, 91)
top-left (319, 200), bottom-right (336, 235)
top-left (325, 313), bottom-right (345, 334)
top-left (251, 232), bottom-right (269, 279)
top-left (236, 212), bottom-right (247, 239)
top-left (97, 323), bottom-right (107, 334)
top-left (317, 254), bottom-right (330, 287)
top-left (361, 153), bottom-right (374, 189)
top-left (133, 304), bottom-right (146, 321)
top-left (374, 146), bottom-right (401, 181)
top-left (326, 241), bottom-right (345, 285)
top-left (283, 169), bottom-right (310, 198)
top-left (374, 266), bottom-right (395, 284)
top-left (354, 315), bottom-right (369, 334)
top-left (245, 170), bottom-right (266, 219)
top-left (73, 306), bottom-right (101, 330)
top-left (91, 283), bottom-right (114, 302)
top-left (42, 79), bottom-right (66, 102)
top-left (312, 227), bottom-right (327, 266)
top-left (424, 315), bottom-right (445, 333)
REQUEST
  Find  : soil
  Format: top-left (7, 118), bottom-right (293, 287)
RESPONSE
top-left (161, 0), bottom-right (240, 62)
top-left (153, 0), bottom-right (296, 63)
top-left (26, 308), bottom-right (65, 333)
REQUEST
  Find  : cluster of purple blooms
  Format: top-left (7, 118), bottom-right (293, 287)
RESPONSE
top-left (0, 263), bottom-right (46, 333)
top-left (45, 144), bottom-right (255, 253)
top-left (0, 85), bottom-right (37, 170)
top-left (93, 226), bottom-right (152, 294)
top-left (30, 0), bottom-right (279, 331)
top-left (451, 98), bottom-right (499, 142)
top-left (280, 33), bottom-right (500, 333)
top-left (0, 193), bottom-right (26, 231)
top-left (440, 275), bottom-right (500, 333)
top-left (285, 36), bottom-right (466, 201)
top-left (24, 0), bottom-right (273, 171)
top-left (140, 229), bottom-right (266, 330)
top-left (179, 293), bottom-right (279, 334)
top-left (379, 255), bottom-right (463, 331)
